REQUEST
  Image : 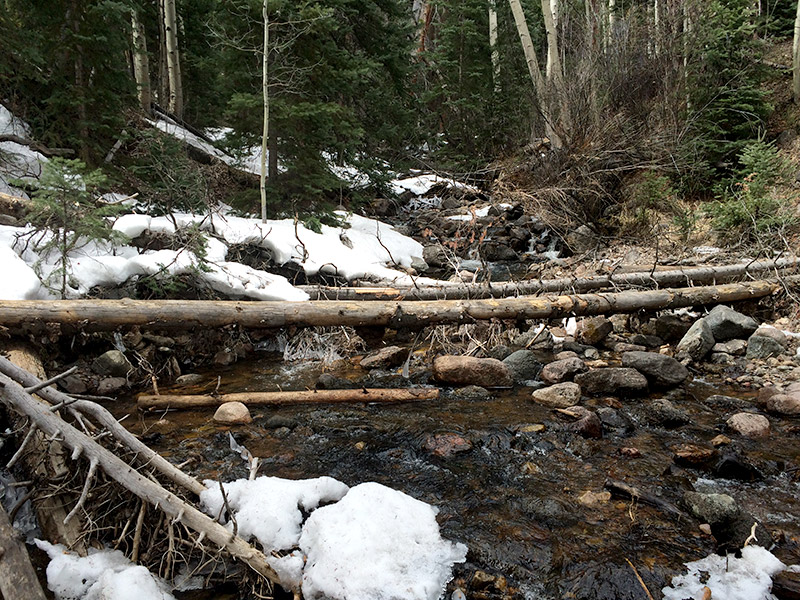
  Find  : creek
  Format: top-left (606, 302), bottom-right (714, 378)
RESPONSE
top-left (117, 350), bottom-right (800, 600)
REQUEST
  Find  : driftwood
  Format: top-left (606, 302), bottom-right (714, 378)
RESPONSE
top-left (604, 479), bottom-right (685, 519)
top-left (0, 278), bottom-right (793, 333)
top-left (301, 257), bottom-right (800, 301)
top-left (138, 387), bottom-right (440, 411)
top-left (0, 503), bottom-right (48, 600)
top-left (0, 367), bottom-right (283, 587)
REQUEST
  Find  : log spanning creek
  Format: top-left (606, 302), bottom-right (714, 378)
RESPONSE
top-left (122, 347), bottom-right (800, 600)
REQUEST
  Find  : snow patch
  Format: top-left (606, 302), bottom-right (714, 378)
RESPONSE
top-left (391, 173), bottom-right (477, 197)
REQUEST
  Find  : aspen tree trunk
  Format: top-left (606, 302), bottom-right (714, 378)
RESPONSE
top-left (157, 0), bottom-right (168, 105)
top-left (70, 1), bottom-right (90, 163)
top-left (607, 0), bottom-right (616, 50)
top-left (131, 9), bottom-right (152, 113)
top-left (162, 0), bottom-right (183, 119)
top-left (261, 0), bottom-right (269, 224)
top-left (540, 0), bottom-right (571, 132)
top-left (545, 0), bottom-right (559, 79)
top-left (794, 0), bottom-right (800, 102)
top-left (683, 2), bottom-right (691, 109)
top-left (653, 0), bottom-right (660, 56)
top-left (489, 0), bottom-right (501, 91)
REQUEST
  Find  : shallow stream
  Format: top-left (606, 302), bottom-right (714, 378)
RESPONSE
top-left (118, 352), bottom-right (800, 600)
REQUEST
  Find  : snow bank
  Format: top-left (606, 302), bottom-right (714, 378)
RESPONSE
top-left (35, 540), bottom-right (175, 600)
top-left (390, 172), bottom-right (477, 197)
top-left (300, 482), bottom-right (468, 600)
top-left (662, 546), bottom-right (788, 600)
top-left (0, 103), bottom-right (47, 198)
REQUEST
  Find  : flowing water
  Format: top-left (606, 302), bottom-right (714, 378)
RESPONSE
top-left (118, 351), bottom-right (800, 599)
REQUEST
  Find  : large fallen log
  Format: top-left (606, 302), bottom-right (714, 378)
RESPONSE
top-left (300, 257), bottom-right (800, 300)
top-left (138, 387), bottom-right (440, 411)
top-left (0, 278), bottom-right (794, 332)
top-left (0, 369), bottom-right (283, 587)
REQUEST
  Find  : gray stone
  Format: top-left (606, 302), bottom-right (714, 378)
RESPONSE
top-left (565, 225), bottom-right (597, 253)
top-left (576, 317), bottom-right (613, 346)
top-left (503, 350), bottom-right (543, 382)
top-left (710, 352), bottom-right (735, 364)
top-left (613, 342), bottom-right (647, 353)
top-left (513, 328), bottom-right (554, 351)
top-left (213, 402), bottom-right (252, 425)
top-left (97, 377), bottom-right (126, 395)
top-left (726, 412), bottom-right (770, 437)
top-left (531, 382), bottom-right (581, 408)
top-left (360, 346), bottom-right (406, 369)
top-left (488, 345), bottom-right (514, 361)
top-left (58, 374), bottom-right (88, 395)
top-left (410, 256), bottom-right (429, 273)
top-left (765, 393), bottom-right (800, 415)
top-left (684, 492), bottom-right (739, 525)
top-left (540, 357), bottom-right (587, 384)
top-left (746, 335), bottom-right (785, 360)
top-left (621, 351), bottom-right (690, 387)
top-left (676, 319), bottom-right (715, 361)
top-left (712, 339), bottom-right (747, 356)
top-left (91, 350), bottom-right (133, 377)
top-left (176, 373), bottom-right (204, 385)
top-left (214, 350), bottom-right (237, 366)
top-left (0, 214), bottom-right (19, 226)
top-left (753, 325), bottom-right (788, 347)
top-left (655, 314), bottom-right (693, 342)
top-left (574, 368), bottom-right (648, 396)
top-left (422, 244), bottom-right (449, 268)
top-left (705, 305), bottom-right (758, 342)
top-left (433, 355), bottom-right (513, 388)
top-left (630, 334), bottom-right (664, 348)
top-left (450, 385), bottom-right (492, 401)
top-left (645, 398), bottom-right (690, 426)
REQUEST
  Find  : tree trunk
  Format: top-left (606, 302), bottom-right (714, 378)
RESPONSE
top-left (131, 9), bottom-right (152, 113)
top-left (70, 1), bottom-right (90, 163)
top-left (794, 0), bottom-right (800, 103)
top-left (544, 0), bottom-right (560, 80)
top-left (0, 503), bottom-right (48, 600)
top-left (0, 279), bottom-right (790, 333)
top-left (261, 0), bottom-right (269, 224)
top-left (162, 0), bottom-right (183, 119)
top-left (138, 388), bottom-right (440, 411)
top-left (489, 0), bottom-right (501, 91)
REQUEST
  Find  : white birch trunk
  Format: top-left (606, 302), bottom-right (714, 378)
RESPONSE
top-left (261, 0), bottom-right (269, 223)
top-left (607, 0), bottom-right (616, 50)
top-left (131, 9), bottom-right (151, 113)
top-left (162, 0), bottom-right (183, 119)
top-left (794, 0), bottom-right (800, 103)
top-left (546, 0), bottom-right (559, 79)
top-left (489, 0), bottom-right (501, 91)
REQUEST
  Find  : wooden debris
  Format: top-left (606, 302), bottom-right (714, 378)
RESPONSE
top-left (139, 387), bottom-right (440, 411)
top-left (604, 479), bottom-right (685, 519)
top-left (0, 502), bottom-right (48, 600)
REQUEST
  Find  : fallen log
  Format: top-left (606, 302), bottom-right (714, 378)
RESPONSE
top-left (301, 257), bottom-right (800, 300)
top-left (139, 387), bottom-right (440, 411)
top-left (0, 278), bottom-right (794, 332)
top-left (0, 369), bottom-right (283, 587)
top-left (0, 503), bottom-right (48, 600)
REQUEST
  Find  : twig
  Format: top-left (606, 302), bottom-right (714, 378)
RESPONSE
top-left (64, 458), bottom-right (98, 524)
top-left (7, 425), bottom-right (37, 468)
top-left (24, 366), bottom-right (78, 394)
top-left (131, 500), bottom-right (147, 563)
top-left (624, 558), bottom-right (655, 600)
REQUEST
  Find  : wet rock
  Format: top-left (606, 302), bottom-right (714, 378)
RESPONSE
top-left (754, 324), bottom-right (788, 347)
top-left (213, 401), bottom-right (252, 425)
top-left (92, 350), bottom-right (133, 377)
top-left (576, 317), bottom-right (613, 346)
top-left (711, 434), bottom-right (731, 447)
top-left (713, 452), bottom-right (764, 481)
top-left (578, 490), bottom-right (611, 508)
top-left (621, 351), bottom-right (689, 387)
top-left (746, 334), bottom-right (786, 360)
top-left (422, 244), bottom-right (449, 268)
top-left (554, 350), bottom-right (579, 360)
top-left (673, 444), bottom-right (717, 467)
top-left (596, 407), bottom-right (633, 433)
top-left (214, 349), bottom-right (237, 366)
top-left (772, 570), bottom-right (800, 600)
top-left (359, 345), bottom-right (406, 369)
top-left (655, 313), bottom-right (693, 342)
top-left (540, 357), bottom-right (587, 384)
top-left (574, 368), bottom-right (648, 396)
top-left (563, 406), bottom-right (602, 439)
top-left (531, 382), bottom-right (581, 408)
top-left (646, 398), bottom-right (690, 427)
top-left (488, 344), bottom-right (514, 361)
top-left (502, 349), bottom-right (542, 382)
top-left (705, 305), bottom-right (758, 341)
top-left (757, 385), bottom-right (781, 405)
top-left (562, 341), bottom-right (592, 355)
top-left (58, 374), bottom-right (88, 395)
top-left (630, 334), bottom-right (664, 348)
top-left (97, 377), bottom-right (127, 395)
top-left (176, 373), bottom-right (204, 386)
top-left (765, 393), bottom-right (800, 415)
top-left (712, 339), bottom-right (747, 356)
top-left (450, 385), bottom-right (492, 401)
top-left (703, 394), bottom-right (752, 410)
top-left (513, 328), bottom-right (554, 351)
top-left (613, 342), bottom-right (647, 353)
top-left (676, 319), bottom-right (715, 361)
top-left (433, 355), bottom-right (513, 388)
top-left (684, 492), bottom-right (739, 525)
top-left (422, 432), bottom-right (473, 457)
top-left (481, 242), bottom-right (519, 262)
top-left (726, 412), bottom-right (770, 438)
top-left (315, 373), bottom-right (352, 389)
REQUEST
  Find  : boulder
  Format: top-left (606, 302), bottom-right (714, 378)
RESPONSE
top-left (213, 401), bottom-right (252, 425)
top-left (562, 406), bottom-right (602, 439)
top-left (683, 492), bottom-right (739, 525)
top-left (621, 351), bottom-right (690, 387)
top-left (360, 346), bottom-right (406, 369)
top-left (754, 324), bottom-right (788, 346)
top-left (97, 377), bottom-right (127, 395)
top-left (513, 328), bottom-right (554, 352)
top-left (575, 316), bottom-right (613, 346)
top-left (645, 398), bottom-right (690, 427)
top-left (422, 244), bottom-right (449, 268)
top-left (531, 382), bottom-right (582, 408)
top-left (726, 412), bottom-right (770, 438)
top-left (502, 349), bottom-right (542, 382)
top-left (91, 350), bottom-right (133, 377)
top-left (540, 357), bottom-right (587, 384)
top-left (655, 313), bottom-right (693, 342)
top-left (574, 368), bottom-right (648, 396)
top-left (746, 335), bottom-right (785, 360)
top-left (676, 319), bottom-right (715, 361)
top-left (705, 305), bottom-right (758, 342)
top-left (765, 393), bottom-right (800, 415)
top-left (433, 355), bottom-right (513, 388)
top-left (565, 224), bottom-right (597, 253)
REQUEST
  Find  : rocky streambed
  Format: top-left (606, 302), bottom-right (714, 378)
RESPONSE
top-left (89, 302), bottom-right (800, 600)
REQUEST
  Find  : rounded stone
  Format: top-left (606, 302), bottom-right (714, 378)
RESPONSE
top-left (213, 401), bottom-right (252, 425)
top-left (531, 382), bottom-right (582, 408)
top-left (433, 355), bottom-right (513, 388)
top-left (726, 412), bottom-right (770, 438)
top-left (765, 393), bottom-right (800, 415)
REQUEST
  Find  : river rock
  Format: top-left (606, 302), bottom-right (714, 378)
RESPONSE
top-left (655, 313), bottom-right (693, 342)
top-left (673, 444), bottom-right (717, 466)
top-left (513, 328), bottom-right (554, 351)
top-left (746, 334), bottom-right (785, 360)
top-left (646, 398), bottom-right (690, 427)
top-left (540, 357), bottom-right (587, 384)
top-left (630, 334), bottom-right (664, 348)
top-left (712, 339), bottom-right (747, 356)
top-left (58, 374), bottom-right (88, 395)
top-left (422, 432), bottom-right (473, 457)
top-left (683, 492), bottom-right (739, 525)
top-left (360, 345), bottom-right (406, 369)
top-left (621, 351), bottom-right (689, 387)
top-left (502, 349), bottom-right (542, 382)
top-left (705, 305), bottom-right (759, 341)
top-left (213, 401), bottom-right (252, 425)
top-left (726, 412), bottom-right (770, 437)
top-left (531, 382), bottom-right (581, 408)
top-left (91, 350), bottom-right (133, 377)
top-left (176, 373), bottom-right (204, 386)
top-left (765, 393), bottom-right (800, 415)
top-left (613, 342), bottom-right (647, 353)
top-left (433, 355), bottom-right (513, 388)
top-left (422, 244), bottom-right (449, 268)
top-left (676, 319), bottom-right (715, 361)
top-left (97, 377), bottom-right (127, 395)
top-left (315, 373), bottom-right (352, 390)
top-left (575, 316), bottom-right (613, 346)
top-left (574, 368), bottom-right (648, 396)
top-left (753, 324), bottom-right (788, 347)
top-left (450, 385), bottom-right (492, 400)
top-left (562, 406), bottom-right (602, 439)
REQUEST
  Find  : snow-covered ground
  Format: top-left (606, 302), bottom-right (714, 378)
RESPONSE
top-left (0, 103), bottom-right (47, 198)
